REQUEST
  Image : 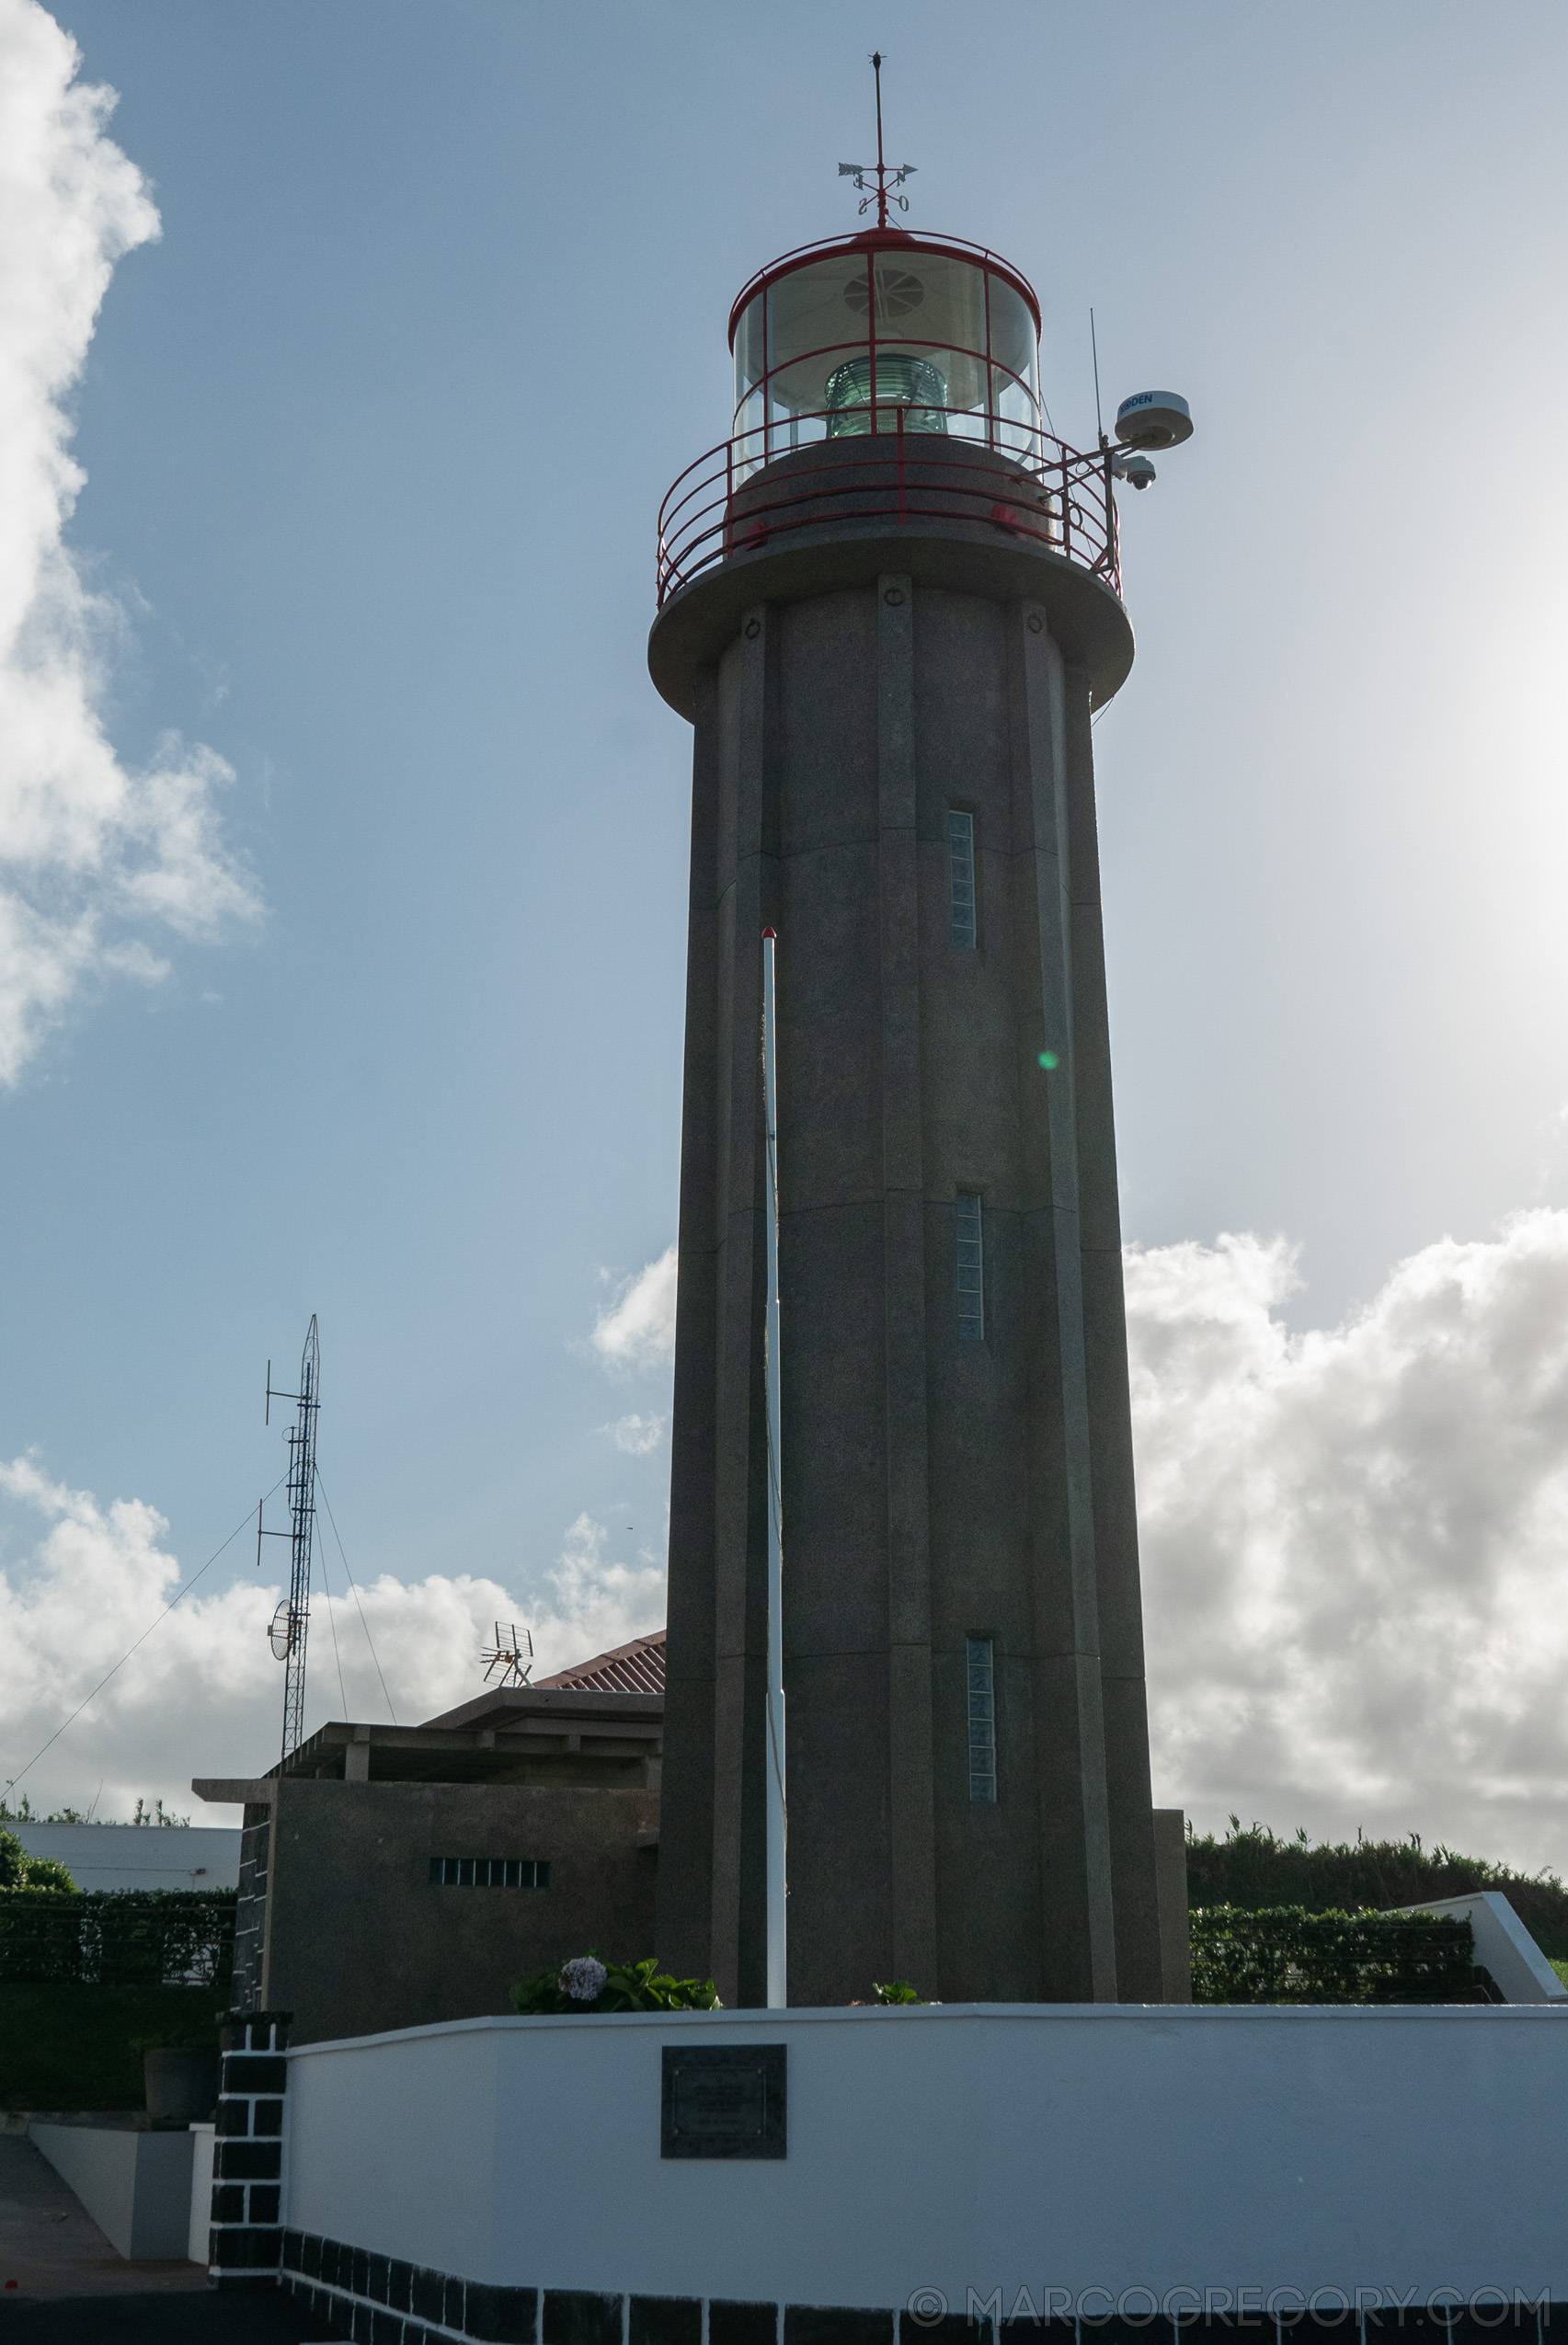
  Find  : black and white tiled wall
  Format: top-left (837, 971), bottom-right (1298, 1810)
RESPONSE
top-left (210, 2008), bottom-right (292, 2282)
top-left (276, 2254), bottom-right (1561, 2345)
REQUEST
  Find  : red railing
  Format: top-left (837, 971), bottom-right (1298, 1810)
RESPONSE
top-left (656, 412), bottom-right (1121, 609)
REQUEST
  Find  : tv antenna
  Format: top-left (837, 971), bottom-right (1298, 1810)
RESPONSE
top-left (839, 51), bottom-right (915, 226)
top-left (258, 1316), bottom-right (321, 1761)
top-left (481, 1622), bottom-right (533, 1688)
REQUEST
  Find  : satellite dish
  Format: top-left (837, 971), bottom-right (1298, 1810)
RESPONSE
top-left (269, 1600), bottom-right (293, 1661)
top-left (1115, 391), bottom-right (1193, 451)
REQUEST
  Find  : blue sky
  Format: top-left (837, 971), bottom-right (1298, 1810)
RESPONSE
top-left (6, 0), bottom-right (1568, 1852)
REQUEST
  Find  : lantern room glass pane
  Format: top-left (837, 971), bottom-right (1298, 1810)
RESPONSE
top-left (735, 292), bottom-right (768, 406)
top-left (874, 250), bottom-right (990, 415)
top-left (988, 276), bottom-right (1042, 460)
top-left (735, 252), bottom-right (1037, 424)
top-left (765, 256), bottom-right (878, 418)
top-left (732, 246), bottom-right (1043, 479)
top-left (986, 279), bottom-right (1038, 405)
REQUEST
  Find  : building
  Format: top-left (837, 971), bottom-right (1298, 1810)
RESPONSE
top-left (195, 1632), bottom-right (664, 2043)
top-left (7, 1820), bottom-right (240, 1893)
top-left (649, 200), bottom-right (1178, 2008)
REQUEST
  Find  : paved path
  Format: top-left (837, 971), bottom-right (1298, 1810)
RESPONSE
top-left (0, 2131), bottom-right (206, 2302)
top-left (0, 2133), bottom-right (319, 2339)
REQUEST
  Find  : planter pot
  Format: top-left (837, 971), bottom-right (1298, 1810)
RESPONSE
top-left (143, 2047), bottom-right (220, 2128)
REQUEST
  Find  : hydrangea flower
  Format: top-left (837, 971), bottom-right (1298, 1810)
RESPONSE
top-left (560, 1956), bottom-right (607, 2003)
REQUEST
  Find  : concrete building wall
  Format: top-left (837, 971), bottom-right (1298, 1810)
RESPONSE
top-left (658, 557), bottom-right (1162, 2008)
top-left (255, 1780), bottom-right (658, 2043)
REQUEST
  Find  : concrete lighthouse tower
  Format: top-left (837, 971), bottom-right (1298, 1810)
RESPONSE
top-left (649, 93), bottom-right (1181, 2010)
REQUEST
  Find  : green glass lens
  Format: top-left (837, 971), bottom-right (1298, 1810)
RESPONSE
top-left (824, 354), bottom-right (949, 438)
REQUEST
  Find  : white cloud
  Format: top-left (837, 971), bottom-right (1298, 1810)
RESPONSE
top-left (528, 1511), bottom-right (665, 1670)
top-left (1131, 1211), bottom-right (1568, 1871)
top-left (600, 1413), bottom-right (669, 1456)
top-left (20, 1203), bottom-right (1568, 1873)
top-left (0, 2), bottom-right (259, 1083)
top-left (0, 1463), bottom-right (663, 1818)
top-left (588, 1245), bottom-right (678, 1376)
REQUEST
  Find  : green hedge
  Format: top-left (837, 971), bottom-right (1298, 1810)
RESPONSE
top-left (1187, 1821), bottom-right (1568, 1958)
top-left (0, 1891), bottom-right (235, 1989)
top-left (1190, 1905), bottom-right (1479, 2003)
top-left (0, 1984), bottom-right (224, 2110)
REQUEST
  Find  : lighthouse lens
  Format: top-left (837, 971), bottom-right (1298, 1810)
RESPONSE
top-left (825, 354), bottom-right (949, 437)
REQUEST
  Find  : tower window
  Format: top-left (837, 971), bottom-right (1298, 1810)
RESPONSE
top-left (956, 1192), bottom-right (984, 1342)
top-left (967, 1638), bottom-right (997, 1804)
top-left (948, 810), bottom-right (977, 949)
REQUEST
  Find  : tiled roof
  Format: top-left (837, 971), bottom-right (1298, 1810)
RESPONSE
top-left (532, 1629), bottom-right (666, 1696)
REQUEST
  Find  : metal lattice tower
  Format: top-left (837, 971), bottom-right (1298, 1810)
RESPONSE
top-left (262, 1317), bottom-right (321, 1762)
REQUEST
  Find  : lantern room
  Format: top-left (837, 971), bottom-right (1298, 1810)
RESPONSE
top-left (729, 230), bottom-right (1044, 476)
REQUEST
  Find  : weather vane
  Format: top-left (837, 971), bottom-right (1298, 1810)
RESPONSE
top-left (839, 51), bottom-right (915, 227)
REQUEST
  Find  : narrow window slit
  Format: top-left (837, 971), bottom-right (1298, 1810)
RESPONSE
top-left (956, 1192), bottom-right (984, 1342)
top-left (948, 810), bottom-right (977, 949)
top-left (967, 1637), bottom-right (997, 1804)
top-left (429, 1857), bottom-right (551, 1888)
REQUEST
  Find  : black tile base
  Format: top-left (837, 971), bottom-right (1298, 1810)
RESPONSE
top-left (466, 2280), bottom-right (540, 2342)
top-left (630, 2299), bottom-right (703, 2345)
top-left (275, 2256), bottom-right (1561, 2345)
top-left (711, 2307), bottom-right (778, 2345)
top-left (544, 2291), bottom-right (623, 2345)
top-left (785, 2313), bottom-right (894, 2345)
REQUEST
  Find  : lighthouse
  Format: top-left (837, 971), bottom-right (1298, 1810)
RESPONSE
top-left (648, 86), bottom-right (1188, 2009)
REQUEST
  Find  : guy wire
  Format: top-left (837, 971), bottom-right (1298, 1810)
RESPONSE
top-left (5, 1478), bottom-right (288, 1801)
top-left (314, 1467), bottom-right (398, 1725)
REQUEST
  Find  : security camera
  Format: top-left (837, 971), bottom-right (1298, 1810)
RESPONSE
top-left (1114, 453), bottom-right (1156, 491)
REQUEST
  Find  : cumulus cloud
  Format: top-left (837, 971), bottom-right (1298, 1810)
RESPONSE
top-left (1131, 1210), bottom-right (1568, 1872)
top-left (0, 1), bottom-right (258, 1082)
top-left (528, 1511), bottom-right (665, 1668)
top-left (18, 1204), bottom-right (1568, 1871)
top-left (588, 1245), bottom-right (678, 1375)
top-left (600, 1413), bottom-right (669, 1456)
top-left (0, 1462), bottom-right (663, 1817)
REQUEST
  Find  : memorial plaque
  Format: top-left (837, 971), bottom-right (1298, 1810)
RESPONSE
top-left (660, 2044), bottom-right (786, 2159)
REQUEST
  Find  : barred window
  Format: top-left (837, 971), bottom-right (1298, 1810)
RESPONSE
top-left (948, 810), bottom-right (977, 949)
top-left (967, 1637), bottom-right (997, 1804)
top-left (429, 1858), bottom-right (550, 1888)
top-left (956, 1192), bottom-right (984, 1342)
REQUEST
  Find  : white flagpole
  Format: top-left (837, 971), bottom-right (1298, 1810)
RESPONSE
top-left (761, 926), bottom-right (787, 2009)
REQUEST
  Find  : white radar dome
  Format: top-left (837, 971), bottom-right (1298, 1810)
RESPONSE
top-left (1114, 391), bottom-right (1193, 451)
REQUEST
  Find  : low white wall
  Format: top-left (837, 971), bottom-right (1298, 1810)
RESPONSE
top-left (283, 2004), bottom-right (1568, 2309)
top-left (189, 2122), bottom-right (215, 2262)
top-left (31, 2121), bottom-right (194, 2259)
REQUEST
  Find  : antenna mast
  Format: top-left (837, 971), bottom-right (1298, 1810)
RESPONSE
top-left (761, 928), bottom-right (786, 2008)
top-left (260, 1317), bottom-right (321, 1761)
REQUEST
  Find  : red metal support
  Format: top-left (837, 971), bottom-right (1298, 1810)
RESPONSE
top-left (866, 249), bottom-right (878, 429)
